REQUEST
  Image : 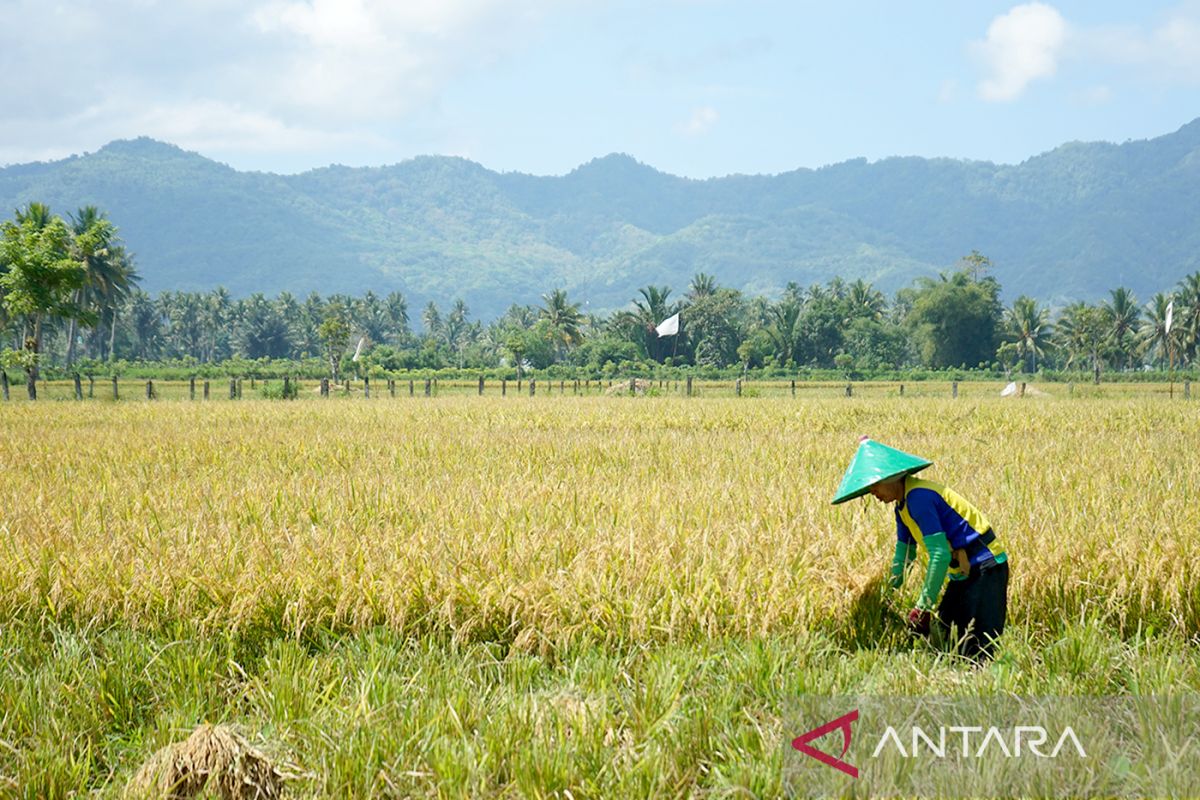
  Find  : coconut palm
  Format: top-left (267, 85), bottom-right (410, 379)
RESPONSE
top-left (631, 285), bottom-right (677, 362)
top-left (846, 279), bottom-right (885, 321)
top-left (687, 272), bottom-right (718, 302)
top-left (539, 288), bottom-right (584, 361)
top-left (1137, 293), bottom-right (1181, 369)
top-left (385, 291), bottom-right (410, 344)
top-left (765, 298), bottom-right (801, 366)
top-left (1004, 295), bottom-right (1052, 372)
top-left (1054, 302), bottom-right (1106, 374)
top-left (1101, 287), bottom-right (1140, 369)
top-left (422, 302), bottom-right (444, 342)
top-left (64, 207), bottom-right (116, 365)
top-left (1176, 271), bottom-right (1200, 365)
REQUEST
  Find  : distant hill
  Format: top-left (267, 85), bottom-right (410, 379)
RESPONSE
top-left (3, 121), bottom-right (1200, 319)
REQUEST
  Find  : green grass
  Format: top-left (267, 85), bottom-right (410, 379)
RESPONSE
top-left (4, 617), bottom-right (1198, 797)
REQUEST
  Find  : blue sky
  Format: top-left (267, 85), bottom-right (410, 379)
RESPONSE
top-left (2, 0), bottom-right (1198, 176)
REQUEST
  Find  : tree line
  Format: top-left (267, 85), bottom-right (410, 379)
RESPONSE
top-left (4, 205), bottom-right (1200, 396)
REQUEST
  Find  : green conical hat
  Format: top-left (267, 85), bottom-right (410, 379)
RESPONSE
top-left (831, 437), bottom-right (932, 504)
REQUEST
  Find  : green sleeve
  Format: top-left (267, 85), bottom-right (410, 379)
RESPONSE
top-left (917, 532), bottom-right (952, 610)
top-left (889, 541), bottom-right (915, 589)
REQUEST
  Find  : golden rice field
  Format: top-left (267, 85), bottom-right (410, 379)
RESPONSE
top-left (2, 392), bottom-right (1199, 796)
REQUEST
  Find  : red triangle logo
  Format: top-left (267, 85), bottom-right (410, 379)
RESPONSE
top-left (791, 709), bottom-right (859, 778)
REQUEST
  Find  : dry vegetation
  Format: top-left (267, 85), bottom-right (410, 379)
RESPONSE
top-left (4, 395), bottom-right (1198, 642)
top-left (2, 394), bottom-right (1198, 795)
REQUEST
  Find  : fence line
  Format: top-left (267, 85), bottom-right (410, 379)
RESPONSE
top-left (0, 375), bottom-right (1192, 402)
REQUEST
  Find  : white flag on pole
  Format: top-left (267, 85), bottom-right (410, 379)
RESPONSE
top-left (655, 312), bottom-right (680, 337)
top-left (1165, 299), bottom-right (1174, 334)
top-left (351, 336), bottom-right (366, 362)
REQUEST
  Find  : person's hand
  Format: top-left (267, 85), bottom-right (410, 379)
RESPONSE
top-left (905, 608), bottom-right (932, 635)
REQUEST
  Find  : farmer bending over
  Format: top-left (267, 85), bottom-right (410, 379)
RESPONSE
top-left (832, 437), bottom-right (1010, 661)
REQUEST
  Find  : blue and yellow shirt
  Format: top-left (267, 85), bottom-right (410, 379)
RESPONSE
top-left (896, 476), bottom-right (1007, 581)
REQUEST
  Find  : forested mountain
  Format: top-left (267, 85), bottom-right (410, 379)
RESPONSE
top-left (2, 119), bottom-right (1199, 319)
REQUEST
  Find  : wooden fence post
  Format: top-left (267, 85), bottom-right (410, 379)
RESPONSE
top-left (560, 380), bottom-right (565, 394)
top-left (189, 376), bottom-right (196, 400)
top-left (629, 378), bottom-right (636, 396)
top-left (479, 375), bottom-right (485, 395)
top-left (237, 379), bottom-right (243, 399)
top-left (686, 376), bottom-right (693, 396)
top-left (320, 378), bottom-right (329, 397)
top-left (204, 380), bottom-right (210, 400)
top-left (409, 379), bottom-right (414, 396)
top-left (1019, 382), bottom-right (1026, 398)
top-left (88, 375), bottom-right (94, 398)
top-left (791, 379), bottom-right (796, 396)
top-left (1, 371), bottom-right (8, 401)
top-left (735, 378), bottom-right (742, 397)
top-left (1185, 380), bottom-right (1191, 399)
top-left (502, 378), bottom-right (507, 396)
top-left (230, 378), bottom-right (237, 399)
top-left (284, 376), bottom-right (291, 398)
top-left (845, 383), bottom-right (852, 398)
top-left (112, 376), bottom-right (119, 400)
top-left (530, 379), bottom-right (537, 396)
top-left (364, 376), bottom-right (370, 399)
top-left (952, 381), bottom-right (958, 399)
top-left (74, 373), bottom-right (83, 400)
top-left (899, 383), bottom-right (904, 397)
top-left (146, 380), bottom-right (154, 400)
top-left (424, 378), bottom-right (431, 397)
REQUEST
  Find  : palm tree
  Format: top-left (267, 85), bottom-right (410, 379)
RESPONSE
top-left (15, 202), bottom-right (53, 229)
top-left (765, 299), bottom-right (801, 366)
top-left (1054, 302), bottom-right (1106, 375)
top-left (1176, 271), bottom-right (1200, 365)
top-left (65, 207), bottom-right (123, 366)
top-left (539, 288), bottom-right (584, 361)
top-left (385, 291), bottom-right (410, 344)
top-left (631, 285), bottom-right (676, 362)
top-left (1004, 295), bottom-right (1052, 372)
top-left (1101, 287), bottom-right (1140, 369)
top-left (354, 291), bottom-right (392, 346)
top-left (236, 293), bottom-right (293, 359)
top-left (1137, 293), bottom-right (1180, 369)
top-left (445, 300), bottom-right (473, 367)
top-left (201, 287), bottom-right (233, 362)
top-left (687, 273), bottom-right (718, 302)
top-left (846, 279), bottom-right (885, 320)
top-left (422, 302), bottom-right (444, 342)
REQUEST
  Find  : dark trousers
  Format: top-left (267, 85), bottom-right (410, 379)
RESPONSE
top-left (938, 560), bottom-right (1009, 661)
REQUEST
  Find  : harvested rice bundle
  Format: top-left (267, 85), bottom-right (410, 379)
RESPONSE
top-left (126, 724), bottom-right (287, 800)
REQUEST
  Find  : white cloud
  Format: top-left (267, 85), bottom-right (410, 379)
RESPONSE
top-left (679, 106), bottom-right (719, 136)
top-left (0, 0), bottom-right (560, 167)
top-left (1082, 5), bottom-right (1200, 83)
top-left (973, 2), bottom-right (1067, 101)
top-left (969, 2), bottom-right (1200, 104)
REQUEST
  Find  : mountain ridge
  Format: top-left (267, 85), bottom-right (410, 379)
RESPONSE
top-left (2, 122), bottom-right (1198, 318)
